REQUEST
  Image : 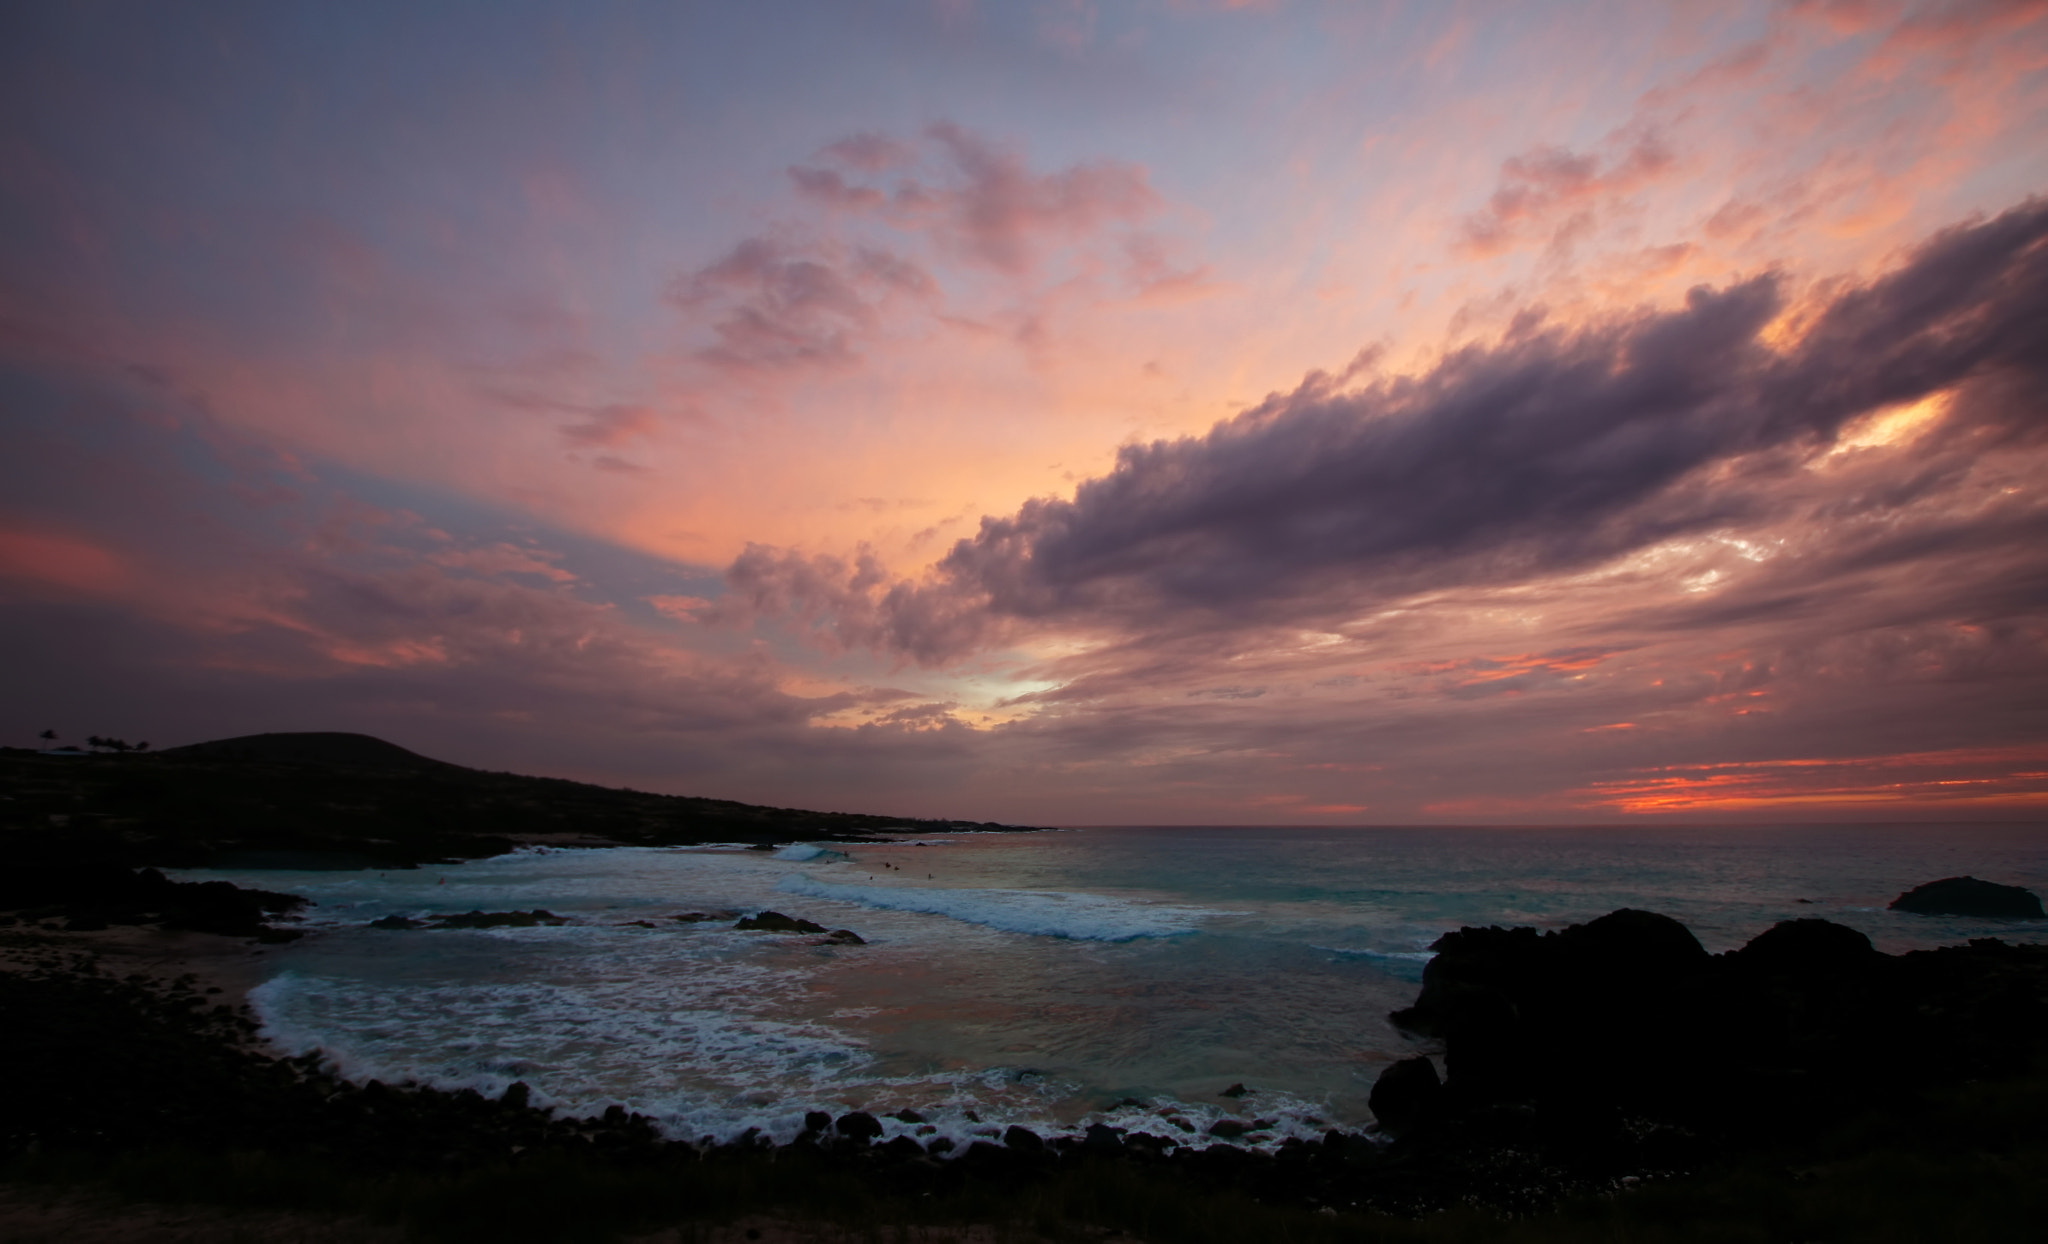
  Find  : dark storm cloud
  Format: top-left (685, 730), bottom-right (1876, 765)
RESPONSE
top-left (719, 200), bottom-right (2048, 664)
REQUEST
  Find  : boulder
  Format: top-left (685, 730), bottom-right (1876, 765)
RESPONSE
top-left (1367, 1055), bottom-right (1441, 1136)
top-left (835, 1110), bottom-right (883, 1141)
top-left (881, 1134), bottom-right (926, 1159)
top-left (1731, 918), bottom-right (1880, 976)
top-left (1889, 877), bottom-right (2044, 919)
top-left (821, 929), bottom-right (866, 945)
top-left (1003, 1124), bottom-right (1046, 1152)
top-left (1390, 908), bottom-right (1716, 1106)
top-left (369, 915), bottom-right (422, 930)
top-left (1083, 1122), bottom-right (1127, 1150)
top-left (1207, 1118), bottom-right (1248, 1139)
top-left (803, 1110), bottom-right (833, 1135)
top-left (1552, 908), bottom-right (1711, 977)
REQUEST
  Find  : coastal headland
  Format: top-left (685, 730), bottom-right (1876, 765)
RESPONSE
top-left (3, 737), bottom-right (2044, 1241)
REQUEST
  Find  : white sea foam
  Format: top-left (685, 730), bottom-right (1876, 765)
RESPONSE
top-left (773, 844), bottom-right (850, 862)
top-left (774, 873), bottom-right (1221, 941)
top-left (1313, 946), bottom-right (1435, 963)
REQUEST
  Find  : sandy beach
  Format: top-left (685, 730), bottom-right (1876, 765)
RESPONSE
top-left (0, 921), bottom-right (281, 1009)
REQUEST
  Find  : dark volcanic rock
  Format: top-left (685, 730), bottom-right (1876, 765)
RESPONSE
top-left (820, 928), bottom-right (866, 945)
top-left (0, 863), bottom-right (308, 939)
top-left (1380, 903), bottom-right (2048, 1207)
top-left (1083, 1122), bottom-right (1127, 1150)
top-left (1002, 1124), bottom-right (1046, 1152)
top-left (734, 911), bottom-right (827, 933)
top-left (1391, 907), bottom-right (1712, 1105)
top-left (1367, 1055), bottom-right (1441, 1135)
top-left (368, 914), bottom-right (422, 930)
top-left (1731, 917), bottom-right (1881, 976)
top-left (1890, 876), bottom-right (2044, 919)
top-left (880, 1134), bottom-right (925, 1158)
top-left (835, 1111), bottom-right (883, 1141)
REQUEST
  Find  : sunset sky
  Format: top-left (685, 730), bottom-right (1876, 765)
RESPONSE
top-left (4, 0), bottom-right (2046, 823)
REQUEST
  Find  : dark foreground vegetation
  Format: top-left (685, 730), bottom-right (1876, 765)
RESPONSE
top-left (3, 906), bottom-right (2045, 1242)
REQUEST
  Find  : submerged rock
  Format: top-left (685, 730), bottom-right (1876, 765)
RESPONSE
top-left (1890, 877), bottom-right (2044, 919)
top-left (733, 910), bottom-right (827, 933)
top-left (819, 928), bottom-right (865, 945)
top-left (429, 909), bottom-right (568, 929)
top-left (368, 914), bottom-right (422, 930)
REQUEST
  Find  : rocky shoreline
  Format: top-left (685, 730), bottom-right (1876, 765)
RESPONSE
top-left (5, 888), bottom-right (2045, 1240)
top-left (4, 734), bottom-right (2042, 1238)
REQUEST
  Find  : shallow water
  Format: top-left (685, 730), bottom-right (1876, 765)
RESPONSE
top-left (185, 822), bottom-right (2048, 1152)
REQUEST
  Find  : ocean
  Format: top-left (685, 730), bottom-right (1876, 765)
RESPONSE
top-left (183, 823), bottom-right (2048, 1154)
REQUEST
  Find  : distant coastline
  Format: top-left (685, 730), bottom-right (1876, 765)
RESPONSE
top-left (2, 730), bottom-right (1046, 871)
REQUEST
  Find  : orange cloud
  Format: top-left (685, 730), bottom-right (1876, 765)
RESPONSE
top-left (1583, 746), bottom-right (2048, 814)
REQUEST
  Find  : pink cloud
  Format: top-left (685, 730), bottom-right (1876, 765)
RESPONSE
top-left (786, 123), bottom-right (1163, 276)
top-left (428, 542), bottom-right (578, 583)
top-left (817, 131), bottom-right (918, 172)
top-left (646, 594), bottom-right (712, 622)
top-left (668, 237), bottom-right (939, 372)
top-left (559, 403), bottom-right (658, 448)
top-left (1460, 133), bottom-right (1677, 258)
top-left (920, 122), bottom-right (1160, 273)
top-left (0, 527), bottom-right (128, 595)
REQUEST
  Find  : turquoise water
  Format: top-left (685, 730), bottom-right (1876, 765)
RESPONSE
top-left (186, 823), bottom-right (2048, 1151)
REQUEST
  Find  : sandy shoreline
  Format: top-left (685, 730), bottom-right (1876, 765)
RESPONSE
top-left (0, 922), bottom-right (283, 1011)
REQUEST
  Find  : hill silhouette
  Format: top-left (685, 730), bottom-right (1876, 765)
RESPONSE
top-left (2, 732), bottom-right (1028, 872)
top-left (159, 731), bottom-right (456, 769)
